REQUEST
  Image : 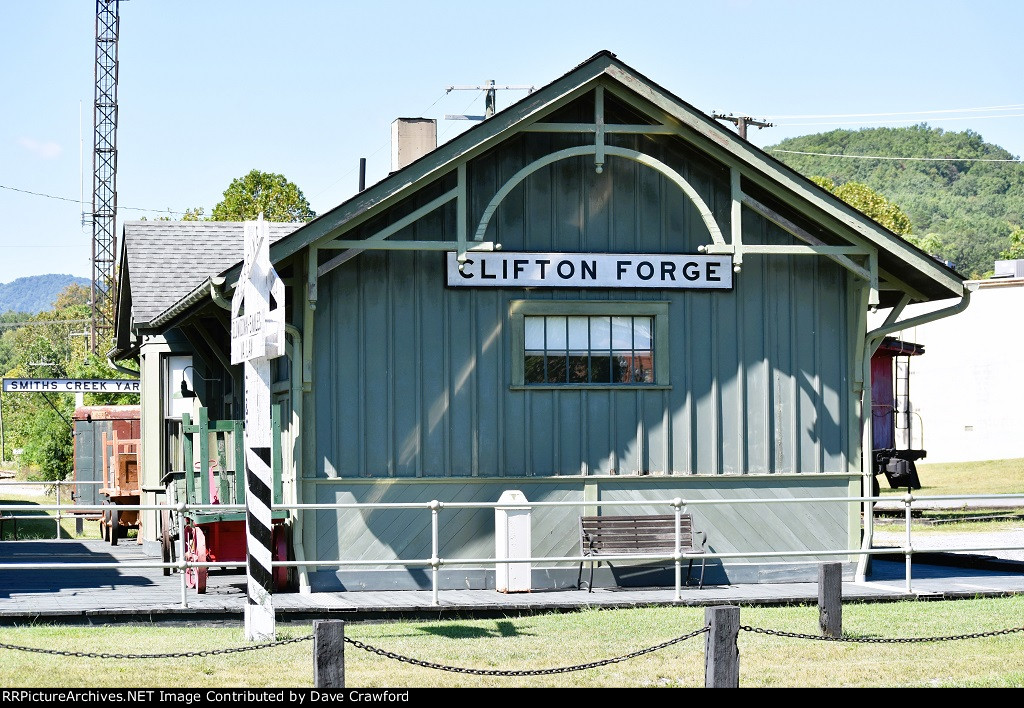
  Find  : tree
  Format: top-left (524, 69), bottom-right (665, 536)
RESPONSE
top-left (211, 169), bottom-right (316, 222)
top-left (53, 282), bottom-right (90, 310)
top-left (999, 228), bottom-right (1024, 260)
top-left (905, 232), bottom-right (947, 256)
top-left (0, 284), bottom-right (136, 478)
top-left (811, 177), bottom-right (913, 235)
top-left (770, 125), bottom-right (1024, 276)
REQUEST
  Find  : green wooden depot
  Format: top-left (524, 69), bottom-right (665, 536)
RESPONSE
top-left (110, 51), bottom-right (969, 592)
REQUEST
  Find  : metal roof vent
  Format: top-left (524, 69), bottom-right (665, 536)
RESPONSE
top-left (391, 118), bottom-right (437, 172)
top-left (993, 259), bottom-right (1024, 279)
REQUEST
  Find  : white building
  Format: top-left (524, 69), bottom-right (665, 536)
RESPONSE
top-left (881, 271), bottom-right (1024, 463)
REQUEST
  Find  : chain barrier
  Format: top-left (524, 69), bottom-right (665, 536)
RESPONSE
top-left (0, 635), bottom-right (312, 659)
top-left (741, 625), bottom-right (1024, 643)
top-left (343, 626), bottom-right (710, 676)
top-left (4, 621), bottom-right (1022, 668)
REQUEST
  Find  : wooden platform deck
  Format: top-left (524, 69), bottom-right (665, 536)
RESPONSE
top-left (1, 540), bottom-right (1023, 625)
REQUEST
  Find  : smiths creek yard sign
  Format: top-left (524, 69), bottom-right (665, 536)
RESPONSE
top-left (447, 252), bottom-right (733, 289)
top-left (2, 379), bottom-right (140, 393)
top-left (230, 216), bottom-right (284, 642)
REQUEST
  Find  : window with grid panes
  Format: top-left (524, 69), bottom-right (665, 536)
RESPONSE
top-left (524, 315), bottom-right (654, 384)
top-left (510, 301), bottom-right (669, 388)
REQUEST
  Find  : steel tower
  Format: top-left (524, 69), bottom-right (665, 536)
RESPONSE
top-left (91, 0), bottom-right (120, 353)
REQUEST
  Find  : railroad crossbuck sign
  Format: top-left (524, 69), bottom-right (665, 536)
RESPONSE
top-left (230, 215), bottom-right (284, 642)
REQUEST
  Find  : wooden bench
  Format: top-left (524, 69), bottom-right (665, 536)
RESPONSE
top-left (577, 514), bottom-right (707, 592)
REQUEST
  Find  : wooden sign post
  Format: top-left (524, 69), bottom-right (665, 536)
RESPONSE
top-left (231, 215), bottom-right (285, 642)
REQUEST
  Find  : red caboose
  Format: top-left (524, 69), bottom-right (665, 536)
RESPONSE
top-left (871, 337), bottom-right (925, 490)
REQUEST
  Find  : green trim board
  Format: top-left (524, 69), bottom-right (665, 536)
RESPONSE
top-left (302, 472), bottom-right (862, 485)
top-left (260, 53), bottom-right (959, 298)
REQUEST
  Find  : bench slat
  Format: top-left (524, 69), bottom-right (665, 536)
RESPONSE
top-left (585, 532), bottom-right (688, 540)
top-left (580, 513), bottom-right (703, 556)
top-left (578, 513), bottom-right (708, 590)
top-left (587, 533), bottom-right (692, 542)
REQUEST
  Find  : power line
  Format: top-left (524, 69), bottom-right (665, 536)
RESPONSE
top-left (0, 183), bottom-right (185, 215)
top-left (775, 113), bottom-right (1024, 127)
top-left (770, 149), bottom-right (1023, 163)
top-left (765, 103), bottom-right (1024, 120)
top-left (711, 113), bottom-right (773, 140)
top-left (311, 90), bottom-right (453, 200)
top-left (0, 319), bottom-right (92, 329)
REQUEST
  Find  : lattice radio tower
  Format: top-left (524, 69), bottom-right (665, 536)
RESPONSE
top-left (90, 0), bottom-right (120, 354)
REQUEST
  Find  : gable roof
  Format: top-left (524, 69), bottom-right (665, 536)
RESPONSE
top-left (114, 221), bottom-right (298, 353)
top-left (232, 51), bottom-right (959, 304)
top-left (229, 50), bottom-right (961, 306)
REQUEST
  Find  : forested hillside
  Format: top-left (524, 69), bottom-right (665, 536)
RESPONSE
top-left (768, 125), bottom-right (1024, 277)
top-left (0, 274), bottom-right (91, 315)
top-left (0, 283), bottom-right (136, 479)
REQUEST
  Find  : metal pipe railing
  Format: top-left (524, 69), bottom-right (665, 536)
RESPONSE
top-left (0, 479), bottom-right (104, 539)
top-left (2, 491), bottom-right (1022, 607)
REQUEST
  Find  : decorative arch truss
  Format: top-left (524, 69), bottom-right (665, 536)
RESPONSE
top-left (312, 82), bottom-right (884, 305)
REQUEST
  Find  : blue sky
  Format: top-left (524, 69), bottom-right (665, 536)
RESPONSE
top-left (2, 0), bottom-right (1022, 284)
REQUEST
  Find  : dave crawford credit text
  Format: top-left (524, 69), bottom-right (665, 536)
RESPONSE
top-left (446, 252), bottom-right (733, 289)
top-left (2, 690), bottom-right (411, 704)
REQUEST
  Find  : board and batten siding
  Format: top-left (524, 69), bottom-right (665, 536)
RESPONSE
top-left (312, 135), bottom-right (852, 480)
top-left (305, 108), bottom-right (857, 587)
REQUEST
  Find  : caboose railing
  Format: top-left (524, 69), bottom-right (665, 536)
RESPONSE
top-left (179, 405), bottom-right (283, 509)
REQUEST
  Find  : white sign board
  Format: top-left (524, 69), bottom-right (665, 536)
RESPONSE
top-left (2, 378), bottom-right (140, 394)
top-left (447, 252), bottom-right (733, 289)
top-left (231, 221), bottom-right (284, 366)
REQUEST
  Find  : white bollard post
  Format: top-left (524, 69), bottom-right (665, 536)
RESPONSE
top-left (495, 490), bottom-right (531, 593)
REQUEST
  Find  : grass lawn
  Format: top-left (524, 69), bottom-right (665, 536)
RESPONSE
top-left (0, 598), bottom-right (1023, 688)
top-left (0, 487), bottom-right (103, 541)
top-left (875, 511), bottom-right (1024, 534)
top-left (879, 458), bottom-right (1024, 498)
top-left (874, 458), bottom-right (1024, 534)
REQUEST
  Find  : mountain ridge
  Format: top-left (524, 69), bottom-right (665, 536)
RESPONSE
top-left (768, 124), bottom-right (1024, 277)
top-left (0, 274), bottom-right (91, 315)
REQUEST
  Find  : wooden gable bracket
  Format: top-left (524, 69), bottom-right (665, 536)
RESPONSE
top-left (315, 163), bottom-right (496, 280)
top-left (513, 84), bottom-right (725, 258)
top-left (518, 81), bottom-right (892, 305)
top-left (600, 77), bottom-right (963, 304)
top-left (308, 74), bottom-right (920, 311)
top-left (472, 143), bottom-right (727, 252)
top-left (316, 82), bottom-right (729, 282)
top-left (709, 190), bottom-right (884, 306)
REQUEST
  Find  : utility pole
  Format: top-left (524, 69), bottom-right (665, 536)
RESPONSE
top-left (711, 112), bottom-right (773, 140)
top-left (445, 80), bottom-right (534, 121)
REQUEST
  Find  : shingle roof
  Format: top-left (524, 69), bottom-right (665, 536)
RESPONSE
top-left (121, 221), bottom-right (299, 325)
